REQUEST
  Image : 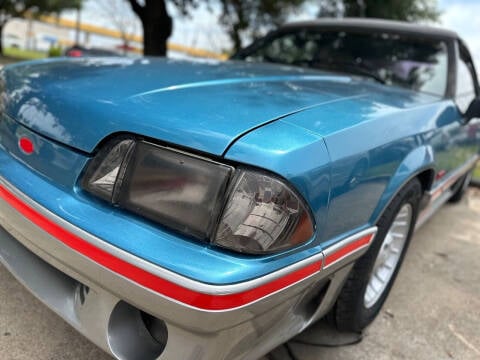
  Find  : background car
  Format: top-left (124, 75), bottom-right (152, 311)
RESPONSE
top-left (65, 44), bottom-right (120, 57)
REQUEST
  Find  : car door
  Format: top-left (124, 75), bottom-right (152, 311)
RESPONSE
top-left (431, 39), bottom-right (480, 190)
top-left (453, 40), bottom-right (480, 166)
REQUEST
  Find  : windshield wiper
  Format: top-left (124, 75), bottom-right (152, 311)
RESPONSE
top-left (339, 64), bottom-right (387, 85)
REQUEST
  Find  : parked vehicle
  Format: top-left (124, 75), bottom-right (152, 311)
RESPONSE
top-left (65, 44), bottom-right (120, 57)
top-left (0, 18), bottom-right (478, 360)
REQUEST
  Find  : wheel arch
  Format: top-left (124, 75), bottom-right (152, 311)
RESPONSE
top-left (370, 145), bottom-right (435, 225)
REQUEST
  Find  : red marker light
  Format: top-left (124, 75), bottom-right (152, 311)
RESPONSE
top-left (436, 169), bottom-right (447, 181)
top-left (19, 137), bottom-right (34, 155)
top-left (67, 49), bottom-right (83, 57)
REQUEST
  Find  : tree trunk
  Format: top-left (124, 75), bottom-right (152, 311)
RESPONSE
top-left (142, 0), bottom-right (172, 57)
top-left (229, 0), bottom-right (245, 53)
top-left (127, 0), bottom-right (172, 56)
top-left (230, 26), bottom-right (243, 53)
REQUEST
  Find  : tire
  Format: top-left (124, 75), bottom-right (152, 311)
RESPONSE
top-left (448, 170), bottom-right (473, 203)
top-left (333, 178), bottom-right (422, 332)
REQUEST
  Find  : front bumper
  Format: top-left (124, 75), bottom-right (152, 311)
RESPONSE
top-left (0, 176), bottom-right (376, 359)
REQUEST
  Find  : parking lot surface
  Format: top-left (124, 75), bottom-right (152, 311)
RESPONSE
top-left (1, 189), bottom-right (479, 360)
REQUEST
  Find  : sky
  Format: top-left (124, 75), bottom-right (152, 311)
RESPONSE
top-left (63, 0), bottom-right (480, 65)
top-left (439, 0), bottom-right (480, 63)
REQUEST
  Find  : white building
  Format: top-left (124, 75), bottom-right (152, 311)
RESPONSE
top-left (3, 18), bottom-right (70, 52)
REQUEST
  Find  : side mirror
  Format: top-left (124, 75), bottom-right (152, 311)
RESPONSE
top-left (464, 97), bottom-right (480, 123)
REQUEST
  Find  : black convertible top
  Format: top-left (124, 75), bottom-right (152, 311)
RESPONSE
top-left (282, 18), bottom-right (458, 40)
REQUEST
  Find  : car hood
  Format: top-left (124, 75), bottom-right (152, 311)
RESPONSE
top-left (0, 57), bottom-right (437, 155)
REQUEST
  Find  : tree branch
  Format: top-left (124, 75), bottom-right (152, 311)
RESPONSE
top-left (126, 0), bottom-right (144, 20)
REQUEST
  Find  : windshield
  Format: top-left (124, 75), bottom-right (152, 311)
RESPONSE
top-left (234, 29), bottom-right (449, 96)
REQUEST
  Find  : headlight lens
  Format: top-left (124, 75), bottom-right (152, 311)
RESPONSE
top-left (82, 138), bottom-right (314, 254)
top-left (82, 139), bottom-right (135, 202)
top-left (213, 169), bottom-right (314, 254)
top-left (118, 142), bottom-right (233, 239)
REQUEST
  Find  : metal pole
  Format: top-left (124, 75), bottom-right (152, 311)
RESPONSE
top-left (75, 7), bottom-right (81, 45)
top-left (25, 17), bottom-right (33, 50)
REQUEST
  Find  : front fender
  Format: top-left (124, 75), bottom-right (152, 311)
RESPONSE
top-left (224, 119), bottom-right (332, 247)
top-left (370, 145), bottom-right (435, 223)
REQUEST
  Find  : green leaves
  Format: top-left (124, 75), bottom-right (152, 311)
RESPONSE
top-left (127, 0), bottom-right (309, 54)
top-left (218, 0), bottom-right (309, 51)
top-left (318, 0), bottom-right (441, 22)
top-left (0, 0), bottom-right (81, 20)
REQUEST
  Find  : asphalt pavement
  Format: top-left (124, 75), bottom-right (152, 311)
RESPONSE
top-left (1, 190), bottom-right (479, 360)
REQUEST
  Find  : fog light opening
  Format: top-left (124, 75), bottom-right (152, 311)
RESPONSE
top-left (108, 301), bottom-right (168, 360)
top-left (141, 311), bottom-right (169, 347)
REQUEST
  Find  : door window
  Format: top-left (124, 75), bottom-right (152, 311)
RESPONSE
top-left (456, 45), bottom-right (477, 113)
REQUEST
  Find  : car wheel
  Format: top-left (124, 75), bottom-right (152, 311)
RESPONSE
top-left (333, 178), bottom-right (422, 332)
top-left (448, 170), bottom-right (473, 203)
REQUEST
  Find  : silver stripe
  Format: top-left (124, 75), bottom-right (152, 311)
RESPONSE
top-left (416, 154), bottom-right (478, 229)
top-left (374, 154), bottom-right (479, 225)
top-left (0, 176), bottom-right (378, 296)
top-left (427, 154), bottom-right (479, 199)
top-left (322, 228), bottom-right (377, 269)
top-left (1, 176), bottom-right (322, 296)
top-left (416, 187), bottom-right (453, 230)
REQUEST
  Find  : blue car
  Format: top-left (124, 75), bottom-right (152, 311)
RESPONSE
top-left (0, 19), bottom-right (479, 359)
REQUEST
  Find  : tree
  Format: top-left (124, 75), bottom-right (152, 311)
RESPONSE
top-left (318, 0), bottom-right (440, 22)
top-left (126, 0), bottom-right (174, 56)
top-left (126, 0), bottom-right (309, 56)
top-left (93, 0), bottom-right (139, 55)
top-left (0, 0), bottom-right (82, 55)
top-left (317, 0), bottom-right (344, 18)
top-left (219, 0), bottom-right (307, 52)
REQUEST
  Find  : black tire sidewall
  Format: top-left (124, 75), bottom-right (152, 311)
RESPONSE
top-left (335, 178), bottom-right (422, 332)
top-left (448, 170), bottom-right (473, 203)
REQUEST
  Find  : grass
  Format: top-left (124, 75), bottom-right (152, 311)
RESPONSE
top-left (2, 47), bottom-right (46, 60)
top-left (436, 145), bottom-right (480, 183)
top-left (436, 145), bottom-right (477, 170)
top-left (473, 164), bottom-right (480, 182)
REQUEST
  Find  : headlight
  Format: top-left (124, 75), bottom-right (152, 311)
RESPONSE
top-left (82, 138), bottom-right (315, 254)
top-left (82, 138), bottom-right (135, 202)
top-left (83, 139), bottom-right (233, 239)
top-left (213, 169), bottom-right (314, 254)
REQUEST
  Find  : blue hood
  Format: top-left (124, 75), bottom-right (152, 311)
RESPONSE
top-left (0, 57), bottom-right (437, 155)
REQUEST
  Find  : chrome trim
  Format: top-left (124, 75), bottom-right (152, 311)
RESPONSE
top-left (416, 154), bottom-right (478, 230)
top-left (427, 154), bottom-right (479, 200)
top-left (416, 187), bottom-right (453, 230)
top-left (0, 176), bottom-right (326, 296)
top-left (0, 182), bottom-right (319, 327)
top-left (0, 175), bottom-right (377, 299)
top-left (375, 154), bottom-right (479, 225)
top-left (0, 218), bottom-right (361, 360)
top-left (0, 176), bottom-right (376, 300)
top-left (0, 171), bottom-right (382, 359)
top-left (322, 227), bottom-right (377, 269)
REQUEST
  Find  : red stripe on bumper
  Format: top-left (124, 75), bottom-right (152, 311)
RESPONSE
top-left (324, 234), bottom-right (374, 267)
top-left (0, 184), bottom-right (323, 311)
